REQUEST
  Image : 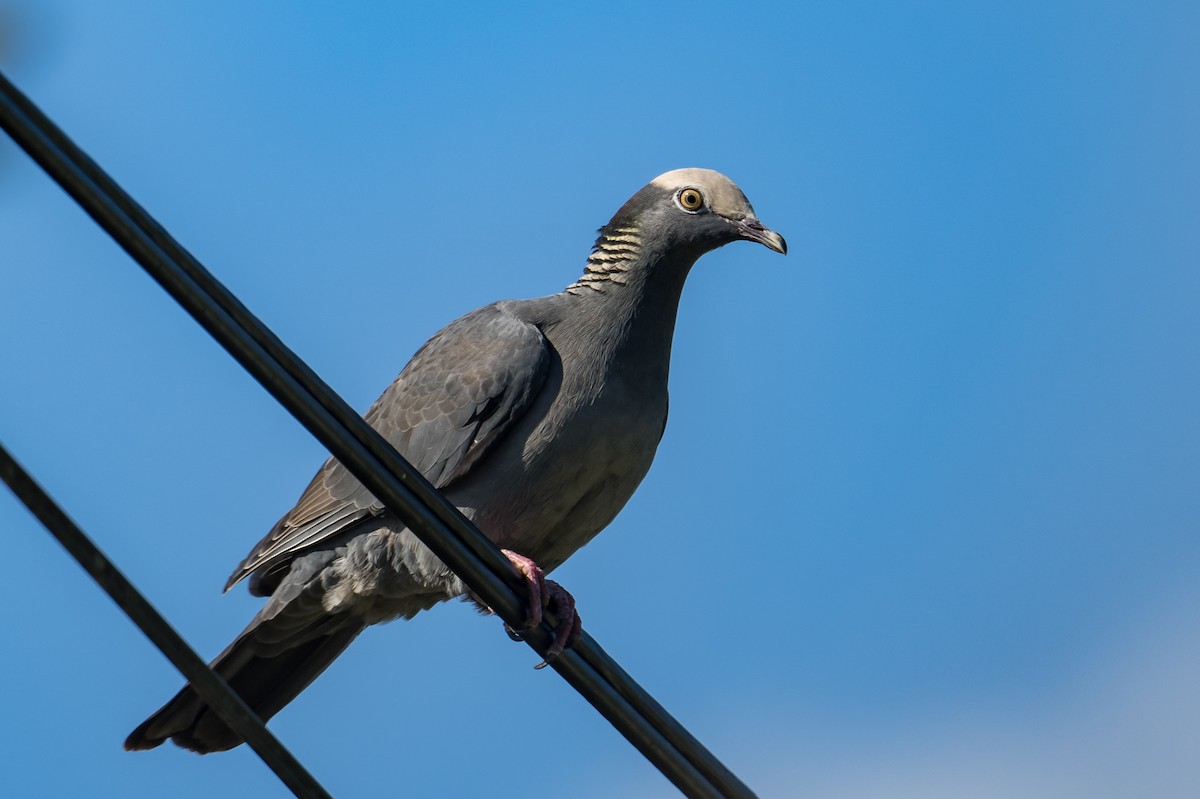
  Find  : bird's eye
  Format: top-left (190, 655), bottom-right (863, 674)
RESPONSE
top-left (676, 188), bottom-right (704, 212)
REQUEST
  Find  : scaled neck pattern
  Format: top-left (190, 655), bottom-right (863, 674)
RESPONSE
top-left (565, 226), bottom-right (645, 295)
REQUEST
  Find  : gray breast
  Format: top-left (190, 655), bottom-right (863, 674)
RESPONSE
top-left (446, 312), bottom-right (670, 572)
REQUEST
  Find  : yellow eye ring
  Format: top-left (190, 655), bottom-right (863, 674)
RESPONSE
top-left (677, 188), bottom-right (704, 212)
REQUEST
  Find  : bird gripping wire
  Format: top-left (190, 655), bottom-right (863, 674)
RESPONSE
top-left (0, 68), bottom-right (758, 799)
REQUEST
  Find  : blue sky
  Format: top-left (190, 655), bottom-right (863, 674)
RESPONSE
top-left (1, 2), bottom-right (1197, 797)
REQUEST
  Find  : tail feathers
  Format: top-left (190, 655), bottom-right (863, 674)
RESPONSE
top-left (125, 619), bottom-right (363, 754)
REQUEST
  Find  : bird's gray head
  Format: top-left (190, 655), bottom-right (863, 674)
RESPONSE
top-left (568, 168), bottom-right (784, 295)
top-left (617, 168), bottom-right (786, 256)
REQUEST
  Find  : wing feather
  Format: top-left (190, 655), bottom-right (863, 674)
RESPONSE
top-left (225, 303), bottom-right (549, 594)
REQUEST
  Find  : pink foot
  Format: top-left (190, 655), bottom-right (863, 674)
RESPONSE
top-left (501, 549), bottom-right (583, 668)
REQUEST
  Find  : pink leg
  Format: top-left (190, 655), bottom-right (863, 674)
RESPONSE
top-left (500, 549), bottom-right (583, 668)
top-left (501, 549), bottom-right (545, 629)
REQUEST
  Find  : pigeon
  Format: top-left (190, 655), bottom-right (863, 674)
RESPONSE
top-left (125, 168), bottom-right (786, 753)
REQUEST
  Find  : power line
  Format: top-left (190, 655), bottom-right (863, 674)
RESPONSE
top-left (0, 443), bottom-right (334, 799)
top-left (0, 69), bottom-right (757, 799)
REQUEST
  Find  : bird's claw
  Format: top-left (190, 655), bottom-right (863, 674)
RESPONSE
top-left (533, 580), bottom-right (582, 669)
top-left (501, 549), bottom-right (583, 668)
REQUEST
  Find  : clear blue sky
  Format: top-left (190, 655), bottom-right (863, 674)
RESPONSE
top-left (2, 2), bottom-right (1198, 797)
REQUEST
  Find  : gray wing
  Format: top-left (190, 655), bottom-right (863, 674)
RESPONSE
top-left (225, 303), bottom-right (550, 594)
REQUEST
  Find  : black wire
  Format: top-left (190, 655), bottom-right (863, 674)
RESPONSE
top-left (0, 443), bottom-right (335, 799)
top-left (0, 68), bottom-right (757, 799)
